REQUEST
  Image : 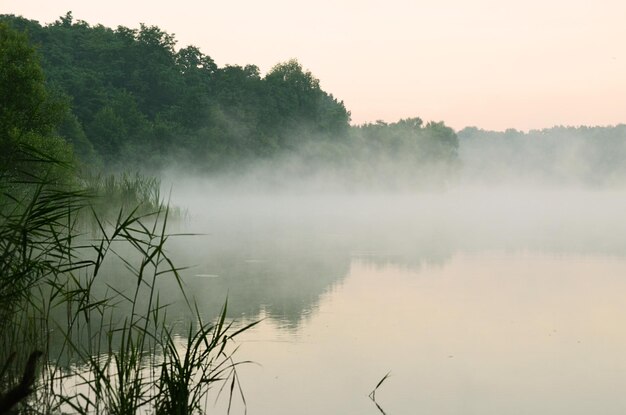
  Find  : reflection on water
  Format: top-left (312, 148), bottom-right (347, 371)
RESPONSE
top-left (214, 254), bottom-right (626, 415)
top-left (64, 188), bottom-right (626, 412)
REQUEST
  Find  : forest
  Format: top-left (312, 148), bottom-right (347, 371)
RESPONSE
top-left (0, 12), bottom-right (458, 186)
top-left (459, 125), bottom-right (626, 186)
top-left (4, 12), bottom-right (626, 189)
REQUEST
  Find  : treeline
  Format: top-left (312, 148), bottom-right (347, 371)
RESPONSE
top-left (0, 12), bottom-right (458, 183)
top-left (8, 12), bottom-right (626, 189)
top-left (459, 125), bottom-right (626, 186)
top-left (1, 12), bottom-right (350, 169)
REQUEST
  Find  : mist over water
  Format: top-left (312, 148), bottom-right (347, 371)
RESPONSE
top-left (4, 11), bottom-right (625, 413)
top-left (152, 134), bottom-right (626, 414)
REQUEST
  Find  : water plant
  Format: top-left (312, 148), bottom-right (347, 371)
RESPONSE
top-left (0, 147), bottom-right (252, 414)
top-left (82, 172), bottom-right (164, 216)
top-left (1, 21), bottom-right (251, 413)
top-left (155, 303), bottom-right (258, 415)
top-left (369, 372), bottom-right (391, 415)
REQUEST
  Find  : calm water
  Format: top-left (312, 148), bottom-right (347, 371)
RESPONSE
top-left (151, 188), bottom-right (626, 413)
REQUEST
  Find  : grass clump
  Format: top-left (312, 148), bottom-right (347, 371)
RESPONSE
top-left (0, 148), bottom-right (253, 414)
top-left (82, 172), bottom-right (163, 216)
top-left (156, 303), bottom-right (257, 415)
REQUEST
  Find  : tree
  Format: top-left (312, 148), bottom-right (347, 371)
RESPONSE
top-left (0, 22), bottom-right (72, 179)
top-left (263, 59), bottom-right (350, 147)
top-left (0, 23), bottom-right (66, 138)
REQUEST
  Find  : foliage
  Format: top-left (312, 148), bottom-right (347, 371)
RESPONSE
top-left (83, 172), bottom-right (163, 215)
top-left (0, 13), bottom-right (461, 184)
top-left (0, 22), bottom-right (74, 185)
top-left (0, 21), bottom-right (253, 413)
top-left (458, 124), bottom-right (626, 186)
top-left (306, 118), bottom-right (460, 189)
top-left (0, 146), bottom-right (252, 414)
top-left (0, 23), bottom-right (65, 138)
top-left (0, 14), bottom-right (352, 171)
top-left (156, 303), bottom-right (257, 415)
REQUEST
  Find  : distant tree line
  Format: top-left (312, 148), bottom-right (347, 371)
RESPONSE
top-left (0, 12), bottom-right (459, 185)
top-left (459, 126), bottom-right (626, 186)
top-left (7, 12), bottom-right (626, 189)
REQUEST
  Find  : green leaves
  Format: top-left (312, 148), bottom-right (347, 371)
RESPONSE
top-left (0, 16), bottom-right (354, 170)
top-left (0, 23), bottom-right (68, 138)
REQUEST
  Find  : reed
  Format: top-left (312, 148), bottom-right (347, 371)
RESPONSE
top-left (82, 172), bottom-right (163, 216)
top-left (0, 148), bottom-right (251, 414)
top-left (155, 303), bottom-right (258, 415)
top-left (369, 372), bottom-right (391, 415)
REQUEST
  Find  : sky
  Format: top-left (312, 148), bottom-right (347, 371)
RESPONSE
top-left (3, 0), bottom-right (626, 131)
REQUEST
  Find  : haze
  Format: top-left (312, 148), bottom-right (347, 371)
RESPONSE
top-left (4, 0), bottom-right (626, 130)
top-left (5, 4), bottom-right (626, 413)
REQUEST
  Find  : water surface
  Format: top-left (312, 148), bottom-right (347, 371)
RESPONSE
top-left (160, 187), bottom-right (626, 414)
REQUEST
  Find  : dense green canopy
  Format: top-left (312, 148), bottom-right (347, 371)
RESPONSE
top-left (1, 13), bottom-right (353, 169)
top-left (0, 12), bottom-right (459, 184)
top-left (0, 21), bottom-right (73, 182)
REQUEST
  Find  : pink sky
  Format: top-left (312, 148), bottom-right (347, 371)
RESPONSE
top-left (3, 0), bottom-right (626, 131)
